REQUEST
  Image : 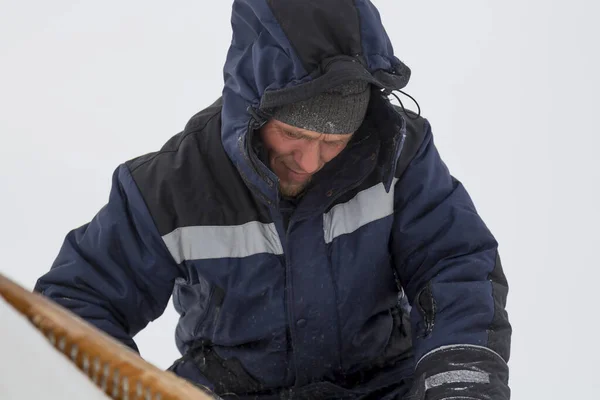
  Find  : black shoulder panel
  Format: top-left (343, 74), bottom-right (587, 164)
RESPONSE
top-left (126, 98), bottom-right (272, 236)
top-left (127, 99), bottom-right (223, 172)
top-left (266, 0), bottom-right (362, 72)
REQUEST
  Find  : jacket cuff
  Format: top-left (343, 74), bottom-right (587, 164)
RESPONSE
top-left (407, 345), bottom-right (510, 400)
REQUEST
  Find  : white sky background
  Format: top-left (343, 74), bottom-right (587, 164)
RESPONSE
top-left (0, 1), bottom-right (598, 399)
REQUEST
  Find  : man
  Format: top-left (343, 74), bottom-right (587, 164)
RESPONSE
top-left (35, 1), bottom-right (511, 399)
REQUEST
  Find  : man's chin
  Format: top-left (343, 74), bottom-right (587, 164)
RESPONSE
top-left (279, 181), bottom-right (308, 198)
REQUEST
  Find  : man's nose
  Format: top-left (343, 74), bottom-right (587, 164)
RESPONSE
top-left (295, 143), bottom-right (322, 174)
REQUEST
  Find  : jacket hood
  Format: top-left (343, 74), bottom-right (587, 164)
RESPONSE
top-left (221, 0), bottom-right (410, 205)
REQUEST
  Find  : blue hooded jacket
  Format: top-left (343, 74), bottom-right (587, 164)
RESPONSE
top-left (35, 1), bottom-right (511, 399)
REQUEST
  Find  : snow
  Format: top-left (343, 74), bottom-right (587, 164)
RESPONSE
top-left (1, 1), bottom-right (599, 399)
top-left (0, 295), bottom-right (109, 399)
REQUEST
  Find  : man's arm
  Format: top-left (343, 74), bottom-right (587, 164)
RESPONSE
top-left (34, 164), bottom-right (182, 353)
top-left (390, 122), bottom-right (511, 399)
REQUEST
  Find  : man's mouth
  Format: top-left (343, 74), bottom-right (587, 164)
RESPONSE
top-left (284, 165), bottom-right (311, 182)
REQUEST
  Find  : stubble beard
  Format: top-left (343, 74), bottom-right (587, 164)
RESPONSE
top-left (279, 178), bottom-right (311, 198)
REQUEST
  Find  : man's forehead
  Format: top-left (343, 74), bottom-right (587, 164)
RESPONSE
top-left (274, 119), bottom-right (354, 141)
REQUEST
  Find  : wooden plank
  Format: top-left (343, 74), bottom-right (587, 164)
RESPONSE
top-left (0, 272), bottom-right (219, 400)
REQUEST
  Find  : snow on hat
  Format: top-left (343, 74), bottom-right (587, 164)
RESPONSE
top-left (266, 80), bottom-right (371, 134)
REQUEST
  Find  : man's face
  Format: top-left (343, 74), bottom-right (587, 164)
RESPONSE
top-left (259, 119), bottom-right (353, 197)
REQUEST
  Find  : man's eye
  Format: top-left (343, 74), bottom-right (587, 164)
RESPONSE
top-left (284, 130), bottom-right (301, 139)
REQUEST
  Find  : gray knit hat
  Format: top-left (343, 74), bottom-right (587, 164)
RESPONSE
top-left (266, 80), bottom-right (371, 134)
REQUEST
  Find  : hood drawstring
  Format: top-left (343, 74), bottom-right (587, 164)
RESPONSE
top-left (385, 89), bottom-right (421, 120)
top-left (247, 106), bottom-right (270, 129)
